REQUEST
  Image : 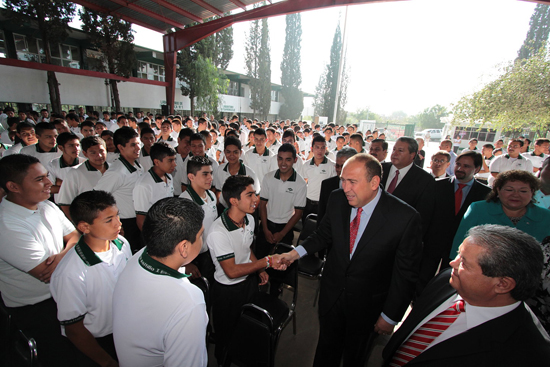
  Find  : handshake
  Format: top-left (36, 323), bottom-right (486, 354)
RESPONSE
top-left (266, 250), bottom-right (301, 271)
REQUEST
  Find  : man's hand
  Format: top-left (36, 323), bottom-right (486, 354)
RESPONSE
top-left (279, 249), bottom-right (300, 266)
top-left (185, 263), bottom-right (202, 279)
top-left (258, 270), bottom-right (269, 285)
top-left (270, 254), bottom-right (287, 271)
top-left (38, 253), bottom-right (62, 282)
top-left (374, 315), bottom-right (395, 336)
top-left (272, 232), bottom-right (284, 244)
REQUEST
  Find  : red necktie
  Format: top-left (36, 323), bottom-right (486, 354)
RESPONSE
top-left (387, 169), bottom-right (400, 194)
top-left (349, 207), bottom-right (363, 254)
top-left (455, 184), bottom-right (466, 215)
top-left (390, 300), bottom-right (465, 367)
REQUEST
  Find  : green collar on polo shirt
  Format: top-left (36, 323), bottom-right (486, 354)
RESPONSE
top-left (274, 168), bottom-right (297, 182)
top-left (59, 157), bottom-right (79, 168)
top-left (504, 154), bottom-right (524, 159)
top-left (148, 168), bottom-right (171, 183)
top-left (158, 136), bottom-right (174, 142)
top-left (119, 156), bottom-right (141, 173)
top-left (253, 147), bottom-right (270, 156)
top-left (310, 156), bottom-right (328, 165)
top-left (531, 152), bottom-right (545, 157)
top-left (139, 248), bottom-right (189, 279)
top-left (141, 147), bottom-right (150, 157)
top-left (75, 236), bottom-right (123, 266)
top-left (85, 160), bottom-right (109, 172)
top-left (221, 208), bottom-right (249, 232)
top-left (223, 161), bottom-right (246, 175)
top-left (186, 185), bottom-right (214, 205)
top-left (36, 144), bottom-right (58, 153)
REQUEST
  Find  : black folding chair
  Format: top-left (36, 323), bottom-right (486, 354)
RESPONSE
top-left (296, 214), bottom-right (326, 306)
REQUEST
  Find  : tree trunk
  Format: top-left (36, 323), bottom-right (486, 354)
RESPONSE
top-left (190, 95), bottom-right (195, 117)
top-left (110, 79), bottom-right (121, 112)
top-left (47, 71), bottom-right (62, 114)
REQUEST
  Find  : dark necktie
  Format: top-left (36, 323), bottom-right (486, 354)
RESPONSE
top-left (387, 169), bottom-right (400, 194)
top-left (349, 207), bottom-right (363, 254)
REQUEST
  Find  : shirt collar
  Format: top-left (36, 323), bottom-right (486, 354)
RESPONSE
top-left (59, 157), bottom-right (79, 168)
top-left (221, 209), bottom-right (249, 232)
top-left (148, 168), bottom-right (170, 183)
top-left (36, 144), bottom-right (58, 153)
top-left (453, 177), bottom-right (475, 190)
top-left (310, 156), bottom-right (328, 165)
top-left (274, 168), bottom-right (297, 182)
top-left (139, 248), bottom-right (189, 278)
top-left (253, 147), bottom-right (270, 156)
top-left (352, 187), bottom-right (382, 217)
top-left (85, 160), bottom-right (108, 172)
top-left (223, 161), bottom-right (246, 175)
top-left (75, 236), bottom-right (123, 266)
top-left (141, 147), bottom-right (150, 157)
top-left (505, 154), bottom-right (523, 159)
top-left (186, 185), bottom-right (214, 205)
top-left (119, 156), bottom-right (141, 173)
top-left (1, 198), bottom-right (40, 219)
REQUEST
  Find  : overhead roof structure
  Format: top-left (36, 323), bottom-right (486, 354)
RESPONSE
top-left (70, 0), bottom-right (549, 112)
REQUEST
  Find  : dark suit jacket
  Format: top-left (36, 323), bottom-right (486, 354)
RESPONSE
top-left (301, 189), bottom-right (422, 324)
top-left (424, 177), bottom-right (491, 260)
top-left (381, 162), bottom-right (435, 235)
top-left (383, 268), bottom-right (550, 366)
top-left (317, 176), bottom-right (340, 227)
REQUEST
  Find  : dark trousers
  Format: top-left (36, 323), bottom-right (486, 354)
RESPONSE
top-left (255, 220), bottom-right (294, 259)
top-left (192, 250), bottom-right (215, 285)
top-left (121, 217), bottom-right (142, 254)
top-left (65, 333), bottom-right (117, 367)
top-left (302, 198), bottom-right (319, 223)
top-left (8, 297), bottom-right (77, 367)
top-left (212, 275), bottom-right (258, 364)
top-left (313, 295), bottom-right (378, 367)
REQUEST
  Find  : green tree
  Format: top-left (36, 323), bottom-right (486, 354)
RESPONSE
top-left (313, 24), bottom-right (348, 124)
top-left (452, 46), bottom-right (550, 133)
top-left (245, 17), bottom-right (271, 120)
top-left (518, 4), bottom-right (550, 60)
top-left (279, 13), bottom-right (303, 120)
top-left (411, 105), bottom-right (448, 130)
top-left (80, 8), bottom-right (136, 112)
top-left (5, 0), bottom-right (76, 114)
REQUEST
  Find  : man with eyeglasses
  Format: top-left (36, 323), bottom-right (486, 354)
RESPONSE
top-left (489, 139), bottom-right (533, 178)
top-left (429, 151), bottom-right (451, 178)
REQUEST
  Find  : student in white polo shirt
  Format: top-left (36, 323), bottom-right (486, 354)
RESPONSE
top-left (490, 138), bottom-right (533, 180)
top-left (301, 135), bottom-right (336, 222)
top-left (156, 120), bottom-right (178, 148)
top-left (257, 143), bottom-right (307, 259)
top-left (20, 122), bottom-right (62, 167)
top-left (172, 128), bottom-right (194, 196)
top-left (133, 142), bottom-right (176, 232)
top-left (58, 136), bottom-right (110, 220)
top-left (113, 197), bottom-right (208, 367)
top-left (179, 133), bottom-right (219, 192)
top-left (95, 127), bottom-right (144, 253)
top-left (47, 132), bottom-right (85, 203)
top-left (243, 128), bottom-right (275, 179)
top-left (100, 130), bottom-right (119, 163)
top-left (213, 136), bottom-right (260, 207)
top-left (180, 156), bottom-right (218, 282)
top-left (138, 127), bottom-right (155, 173)
top-left (50, 190), bottom-right (131, 367)
top-left (208, 175), bottom-right (284, 365)
top-left (523, 138), bottom-right (549, 173)
top-left (0, 154), bottom-right (80, 367)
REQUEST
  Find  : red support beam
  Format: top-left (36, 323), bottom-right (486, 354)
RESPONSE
top-left (188, 0), bottom-right (224, 17)
top-left (150, 0), bottom-right (204, 23)
top-left (227, 0), bottom-right (248, 11)
top-left (110, 0), bottom-right (187, 29)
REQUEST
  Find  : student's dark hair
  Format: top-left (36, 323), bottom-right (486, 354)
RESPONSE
top-left (178, 127), bottom-right (194, 140)
top-left (101, 130), bottom-right (114, 139)
top-left (7, 117), bottom-right (19, 128)
top-left (254, 128), bottom-right (267, 137)
top-left (457, 150), bottom-right (483, 169)
top-left (143, 197), bottom-right (204, 258)
top-left (161, 119), bottom-right (172, 127)
top-left (312, 135), bottom-right (326, 147)
top-left (138, 122), bottom-right (150, 132)
top-left (199, 130), bottom-right (211, 142)
top-left (536, 138), bottom-right (550, 146)
top-left (35, 122), bottom-right (56, 136)
top-left (70, 190), bottom-right (116, 227)
top-left (482, 143), bottom-right (494, 150)
top-left (282, 129), bottom-right (295, 141)
top-left (187, 155), bottom-right (212, 175)
top-left (117, 115), bottom-right (127, 123)
top-left (81, 120), bottom-right (94, 129)
top-left (66, 113), bottom-right (79, 121)
top-left (81, 136), bottom-right (106, 152)
top-left (190, 132), bottom-right (206, 144)
top-left (150, 142), bottom-right (176, 163)
top-left (95, 120), bottom-right (107, 127)
top-left (113, 126), bottom-right (138, 153)
top-left (224, 136), bottom-right (242, 150)
top-left (57, 132), bottom-right (80, 147)
top-left (278, 143), bottom-right (296, 159)
top-left (336, 136), bottom-right (345, 142)
top-left (0, 154), bottom-right (41, 192)
top-left (266, 127), bottom-right (276, 134)
top-left (140, 127), bottom-right (155, 138)
top-left (222, 175), bottom-right (255, 206)
top-left (350, 133), bottom-right (364, 146)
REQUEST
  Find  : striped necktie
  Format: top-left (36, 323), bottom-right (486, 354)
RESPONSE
top-left (389, 300), bottom-right (465, 367)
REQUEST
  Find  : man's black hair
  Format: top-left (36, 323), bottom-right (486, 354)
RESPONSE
top-left (81, 136), bottom-right (106, 152)
top-left (113, 126), bottom-right (138, 153)
top-left (35, 122), bottom-right (56, 136)
top-left (187, 156), bottom-right (212, 175)
top-left (278, 143), bottom-right (297, 159)
top-left (190, 133), bottom-right (206, 144)
top-left (150, 142), bottom-right (176, 163)
top-left (0, 154), bottom-right (40, 192)
top-left (70, 190), bottom-right (117, 227)
top-left (178, 128), bottom-right (194, 140)
top-left (140, 127), bottom-right (155, 138)
top-left (222, 175), bottom-right (255, 207)
top-left (224, 136), bottom-right (242, 150)
top-left (57, 132), bottom-right (80, 147)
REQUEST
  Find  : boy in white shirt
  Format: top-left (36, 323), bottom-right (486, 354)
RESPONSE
top-left (47, 132), bottom-right (85, 202)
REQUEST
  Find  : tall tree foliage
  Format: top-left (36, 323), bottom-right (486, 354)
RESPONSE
top-left (518, 4), bottom-right (550, 61)
top-left (177, 18), bottom-right (233, 116)
top-left (80, 9), bottom-right (136, 112)
top-left (5, 0), bottom-right (76, 114)
top-left (411, 105), bottom-right (448, 130)
top-left (246, 18), bottom-right (272, 120)
top-left (279, 13), bottom-right (303, 120)
top-left (452, 46), bottom-right (550, 133)
top-left (313, 24), bottom-right (348, 124)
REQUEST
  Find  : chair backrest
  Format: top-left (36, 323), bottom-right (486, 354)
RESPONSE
top-left (268, 243), bottom-right (298, 293)
top-left (190, 276), bottom-right (210, 312)
top-left (13, 330), bottom-right (38, 367)
top-left (298, 214), bottom-right (318, 243)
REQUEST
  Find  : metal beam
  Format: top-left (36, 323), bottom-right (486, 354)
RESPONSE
top-left (110, 0), bottom-right (187, 29)
top-left (227, 0), bottom-right (248, 11)
top-left (188, 0), bottom-right (224, 16)
top-left (150, 0), bottom-right (204, 23)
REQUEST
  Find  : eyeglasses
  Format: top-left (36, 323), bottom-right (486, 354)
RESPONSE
top-left (432, 159), bottom-right (448, 164)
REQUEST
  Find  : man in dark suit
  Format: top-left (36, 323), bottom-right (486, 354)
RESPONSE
top-left (317, 147), bottom-right (357, 226)
top-left (381, 137), bottom-right (434, 235)
top-left (281, 153), bottom-right (422, 367)
top-left (417, 151), bottom-right (491, 294)
top-left (383, 224), bottom-right (550, 366)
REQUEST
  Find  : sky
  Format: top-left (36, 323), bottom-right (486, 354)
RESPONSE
top-left (107, 0), bottom-right (537, 116)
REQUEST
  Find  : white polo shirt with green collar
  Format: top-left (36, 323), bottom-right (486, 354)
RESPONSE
top-left (94, 156), bottom-right (144, 219)
top-left (50, 236), bottom-right (131, 337)
top-left (139, 147), bottom-right (153, 173)
top-left (213, 161), bottom-right (261, 207)
top-left (20, 143), bottom-right (62, 167)
top-left (58, 160), bottom-right (109, 207)
top-left (47, 156), bottom-right (86, 203)
top-left (301, 156), bottom-right (336, 201)
top-left (133, 168), bottom-right (174, 216)
top-left (522, 151), bottom-right (547, 170)
top-left (179, 186), bottom-right (218, 254)
top-left (260, 169), bottom-right (307, 224)
top-left (179, 155), bottom-right (219, 187)
top-left (207, 211), bottom-right (255, 285)
top-left (113, 248), bottom-right (208, 367)
top-left (489, 153), bottom-right (533, 175)
top-left (243, 146), bottom-right (275, 179)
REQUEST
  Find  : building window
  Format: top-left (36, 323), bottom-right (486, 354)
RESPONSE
top-left (271, 90), bottom-right (278, 102)
top-left (226, 81), bottom-right (241, 96)
top-left (137, 61), bottom-right (165, 81)
top-left (0, 31), bottom-right (6, 58)
top-left (14, 33), bottom-right (80, 68)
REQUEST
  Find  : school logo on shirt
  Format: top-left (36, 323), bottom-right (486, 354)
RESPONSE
top-left (262, 158), bottom-right (268, 163)
top-left (321, 169), bottom-right (326, 174)
top-left (285, 187), bottom-right (294, 194)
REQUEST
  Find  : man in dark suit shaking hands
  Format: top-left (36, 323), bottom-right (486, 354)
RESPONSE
top-left (281, 153), bottom-right (423, 367)
top-left (383, 224), bottom-right (550, 367)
